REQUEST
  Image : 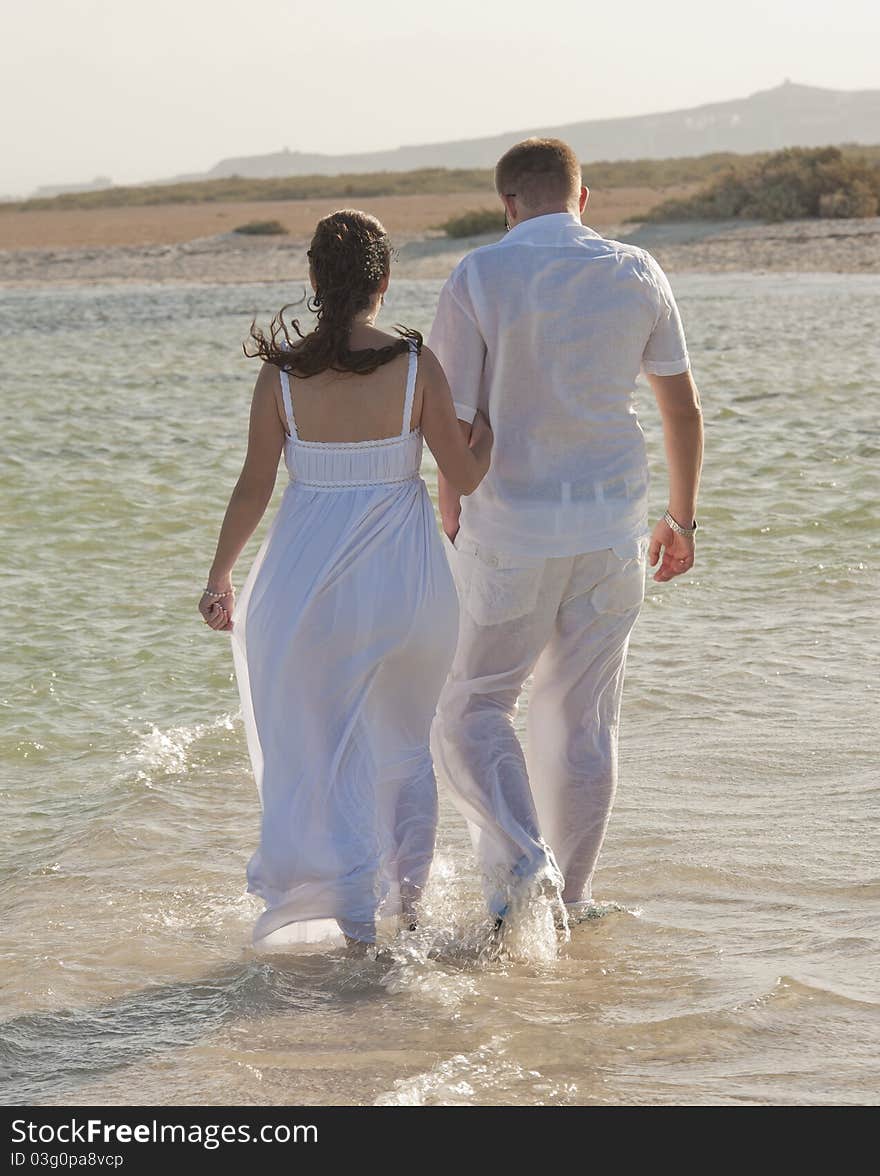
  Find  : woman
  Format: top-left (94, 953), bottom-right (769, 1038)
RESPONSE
top-left (198, 209), bottom-right (492, 950)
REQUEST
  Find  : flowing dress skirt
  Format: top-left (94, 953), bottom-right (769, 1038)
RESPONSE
top-left (231, 476), bottom-right (458, 947)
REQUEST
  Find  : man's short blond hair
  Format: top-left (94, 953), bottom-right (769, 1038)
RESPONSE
top-left (495, 138), bottom-right (582, 208)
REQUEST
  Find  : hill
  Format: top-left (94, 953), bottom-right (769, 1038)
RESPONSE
top-left (199, 81), bottom-right (880, 180)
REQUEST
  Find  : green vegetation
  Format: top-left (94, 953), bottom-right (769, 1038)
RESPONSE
top-left (641, 146), bottom-right (880, 223)
top-left (1, 155), bottom-right (737, 215)
top-left (587, 152), bottom-right (762, 188)
top-left (2, 168), bottom-right (496, 212)
top-left (440, 208), bottom-right (506, 238)
top-left (233, 219), bottom-right (288, 236)
top-left (4, 145), bottom-right (879, 216)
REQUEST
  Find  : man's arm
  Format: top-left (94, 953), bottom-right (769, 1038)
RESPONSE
top-left (646, 369), bottom-right (704, 583)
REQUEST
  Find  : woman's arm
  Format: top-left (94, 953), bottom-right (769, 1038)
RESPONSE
top-left (199, 363), bottom-right (286, 631)
top-left (437, 432), bottom-right (469, 541)
top-left (419, 346), bottom-right (492, 498)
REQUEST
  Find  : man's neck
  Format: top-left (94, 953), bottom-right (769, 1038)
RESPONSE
top-left (513, 206), bottom-right (579, 227)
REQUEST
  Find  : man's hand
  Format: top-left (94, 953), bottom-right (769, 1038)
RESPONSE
top-left (646, 370), bottom-right (702, 583)
top-left (469, 410), bottom-right (493, 456)
top-left (442, 509), bottom-right (461, 543)
top-left (648, 517), bottom-right (695, 582)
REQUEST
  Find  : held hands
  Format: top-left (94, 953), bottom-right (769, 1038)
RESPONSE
top-left (442, 411), bottom-right (492, 542)
top-left (469, 410), bottom-right (493, 456)
top-left (198, 589), bottom-right (235, 632)
top-left (442, 514), bottom-right (461, 544)
top-left (648, 518), bottom-right (695, 582)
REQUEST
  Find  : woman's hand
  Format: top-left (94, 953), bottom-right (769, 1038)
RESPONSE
top-left (198, 590), bottom-right (235, 632)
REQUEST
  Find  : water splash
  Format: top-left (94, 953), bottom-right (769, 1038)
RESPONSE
top-left (120, 713), bottom-right (238, 781)
top-left (373, 1034), bottom-right (578, 1106)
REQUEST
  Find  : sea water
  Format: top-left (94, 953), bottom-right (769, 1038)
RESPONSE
top-left (0, 274), bottom-right (877, 1106)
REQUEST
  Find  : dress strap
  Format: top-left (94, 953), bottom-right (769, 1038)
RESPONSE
top-left (401, 341), bottom-right (418, 436)
top-left (279, 368), bottom-right (298, 440)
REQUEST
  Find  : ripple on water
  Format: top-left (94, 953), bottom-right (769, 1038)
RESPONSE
top-left (1, 274), bottom-right (878, 1106)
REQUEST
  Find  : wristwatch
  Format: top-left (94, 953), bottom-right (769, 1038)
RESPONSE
top-left (663, 510), bottom-right (698, 536)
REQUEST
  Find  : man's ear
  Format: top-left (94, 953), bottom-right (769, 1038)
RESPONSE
top-left (579, 186), bottom-right (589, 214)
top-left (501, 193), bottom-right (517, 226)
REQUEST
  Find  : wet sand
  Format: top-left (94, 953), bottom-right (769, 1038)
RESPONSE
top-left (626, 216), bottom-right (880, 274)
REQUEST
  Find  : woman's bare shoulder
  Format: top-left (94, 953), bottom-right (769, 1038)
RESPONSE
top-left (417, 345), bottom-right (448, 386)
top-left (252, 363), bottom-right (286, 421)
top-left (254, 360), bottom-right (283, 391)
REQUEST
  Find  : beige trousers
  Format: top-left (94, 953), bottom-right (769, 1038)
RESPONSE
top-left (432, 534), bottom-right (646, 916)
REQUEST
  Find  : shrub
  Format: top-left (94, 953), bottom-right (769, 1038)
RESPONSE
top-left (7, 146), bottom-right (880, 216)
top-left (818, 181), bottom-right (878, 219)
top-left (233, 219), bottom-right (288, 236)
top-left (642, 146), bottom-right (880, 223)
top-left (440, 208), bottom-right (506, 238)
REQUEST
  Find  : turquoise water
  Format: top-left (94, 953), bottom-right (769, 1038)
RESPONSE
top-left (1, 274), bottom-right (878, 1105)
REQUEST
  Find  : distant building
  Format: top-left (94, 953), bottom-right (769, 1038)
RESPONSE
top-left (31, 175), bottom-right (113, 198)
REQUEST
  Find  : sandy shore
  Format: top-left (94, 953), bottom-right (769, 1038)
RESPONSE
top-left (626, 216), bottom-right (880, 274)
top-left (0, 188), bottom-right (877, 284)
top-left (0, 187), bottom-right (688, 250)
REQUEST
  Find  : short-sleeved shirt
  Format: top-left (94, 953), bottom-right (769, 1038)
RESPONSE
top-left (427, 212), bottom-right (690, 557)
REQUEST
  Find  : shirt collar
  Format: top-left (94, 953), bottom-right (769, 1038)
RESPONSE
top-left (503, 211), bottom-right (600, 242)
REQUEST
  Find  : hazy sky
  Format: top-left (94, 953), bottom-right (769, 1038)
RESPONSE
top-left (2, 0), bottom-right (878, 194)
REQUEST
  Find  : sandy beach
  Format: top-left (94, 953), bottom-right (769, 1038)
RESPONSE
top-left (2, 186), bottom-right (876, 285)
top-left (0, 186), bottom-right (687, 250)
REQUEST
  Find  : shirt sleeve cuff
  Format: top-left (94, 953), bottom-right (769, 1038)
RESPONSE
top-left (453, 401), bottom-right (478, 423)
top-left (642, 355), bottom-right (690, 376)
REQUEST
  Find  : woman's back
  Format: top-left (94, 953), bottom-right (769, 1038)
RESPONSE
top-left (280, 338), bottom-right (423, 491)
top-left (285, 339), bottom-right (421, 444)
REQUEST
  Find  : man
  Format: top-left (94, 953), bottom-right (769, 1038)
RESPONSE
top-left (428, 138), bottom-right (703, 924)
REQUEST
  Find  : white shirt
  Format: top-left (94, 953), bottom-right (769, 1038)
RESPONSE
top-left (428, 212), bottom-right (691, 557)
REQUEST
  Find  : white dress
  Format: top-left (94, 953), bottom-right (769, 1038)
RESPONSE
top-left (231, 342), bottom-right (459, 948)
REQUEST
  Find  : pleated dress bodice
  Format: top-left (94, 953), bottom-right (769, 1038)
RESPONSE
top-left (284, 425), bottom-right (424, 490)
top-left (280, 340), bottom-right (423, 491)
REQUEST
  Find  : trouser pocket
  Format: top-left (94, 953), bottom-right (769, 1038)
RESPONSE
top-left (452, 538), bottom-right (545, 627)
top-left (591, 542), bottom-right (647, 615)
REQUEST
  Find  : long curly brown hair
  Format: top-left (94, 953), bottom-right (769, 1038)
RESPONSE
top-left (244, 209), bottom-right (421, 376)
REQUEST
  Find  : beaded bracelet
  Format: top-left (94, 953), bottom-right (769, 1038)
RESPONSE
top-left (202, 586), bottom-right (234, 599)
